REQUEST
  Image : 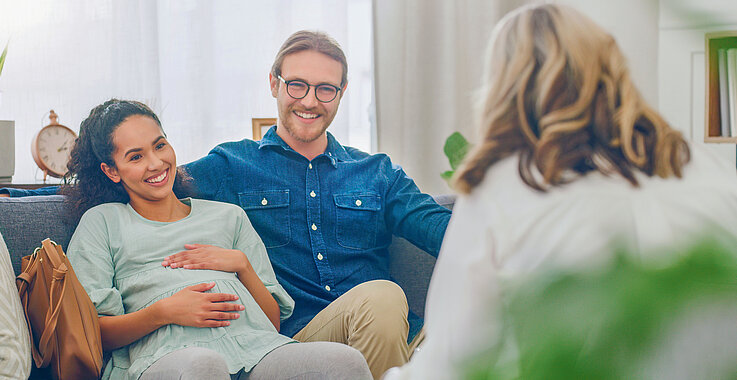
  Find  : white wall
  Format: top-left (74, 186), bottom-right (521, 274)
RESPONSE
top-left (559, 0), bottom-right (736, 165)
top-left (559, 0), bottom-right (660, 106)
top-left (658, 0), bottom-right (737, 163)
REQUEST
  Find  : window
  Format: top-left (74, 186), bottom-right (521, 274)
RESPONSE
top-left (0, 0), bottom-right (374, 182)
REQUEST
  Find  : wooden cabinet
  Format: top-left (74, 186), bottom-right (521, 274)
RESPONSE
top-left (705, 30), bottom-right (737, 142)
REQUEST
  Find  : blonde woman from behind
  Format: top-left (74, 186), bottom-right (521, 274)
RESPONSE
top-left (383, 3), bottom-right (737, 380)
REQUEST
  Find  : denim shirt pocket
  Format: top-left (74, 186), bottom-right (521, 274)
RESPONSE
top-left (334, 193), bottom-right (381, 250)
top-left (239, 190), bottom-right (290, 248)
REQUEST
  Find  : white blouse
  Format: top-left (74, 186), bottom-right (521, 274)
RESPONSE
top-left (385, 144), bottom-right (737, 380)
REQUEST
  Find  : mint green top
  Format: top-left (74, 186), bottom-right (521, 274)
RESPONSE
top-left (67, 198), bottom-right (295, 380)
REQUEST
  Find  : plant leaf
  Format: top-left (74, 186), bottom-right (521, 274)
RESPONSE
top-left (443, 132), bottom-right (471, 170)
top-left (441, 170), bottom-right (454, 184)
top-left (0, 41), bottom-right (7, 77)
top-left (464, 239), bottom-right (737, 380)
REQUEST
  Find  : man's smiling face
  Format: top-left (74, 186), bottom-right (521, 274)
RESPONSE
top-left (270, 49), bottom-right (345, 144)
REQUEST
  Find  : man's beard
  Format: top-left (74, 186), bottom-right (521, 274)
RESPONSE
top-left (280, 106), bottom-right (335, 143)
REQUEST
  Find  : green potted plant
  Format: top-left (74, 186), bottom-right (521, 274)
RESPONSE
top-left (0, 41), bottom-right (7, 75)
top-left (0, 41), bottom-right (8, 105)
top-left (441, 131), bottom-right (471, 185)
top-left (464, 239), bottom-right (737, 380)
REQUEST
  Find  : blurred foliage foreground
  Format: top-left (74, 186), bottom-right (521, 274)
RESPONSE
top-left (466, 240), bottom-right (737, 380)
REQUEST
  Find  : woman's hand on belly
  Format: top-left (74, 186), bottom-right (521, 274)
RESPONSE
top-left (154, 282), bottom-right (245, 328)
top-left (98, 282), bottom-right (244, 350)
top-left (162, 244), bottom-right (280, 331)
top-left (162, 244), bottom-right (251, 274)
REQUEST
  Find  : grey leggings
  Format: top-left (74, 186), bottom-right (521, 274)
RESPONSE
top-left (139, 342), bottom-right (372, 380)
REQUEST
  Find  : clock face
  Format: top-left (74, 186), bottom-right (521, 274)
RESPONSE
top-left (34, 125), bottom-right (77, 177)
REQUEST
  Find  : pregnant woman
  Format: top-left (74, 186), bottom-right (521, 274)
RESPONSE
top-left (63, 99), bottom-right (370, 380)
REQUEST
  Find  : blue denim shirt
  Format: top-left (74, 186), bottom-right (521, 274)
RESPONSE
top-left (183, 127), bottom-right (451, 339)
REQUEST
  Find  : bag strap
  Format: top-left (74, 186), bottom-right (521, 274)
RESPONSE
top-left (38, 240), bottom-right (68, 368)
top-left (16, 256), bottom-right (37, 288)
top-left (41, 239), bottom-right (64, 269)
top-left (37, 265), bottom-right (67, 368)
top-left (16, 257), bottom-right (44, 367)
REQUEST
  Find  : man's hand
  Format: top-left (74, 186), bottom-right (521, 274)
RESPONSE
top-left (162, 244), bottom-right (251, 273)
top-left (0, 194), bottom-right (9, 197)
top-left (153, 282), bottom-right (244, 328)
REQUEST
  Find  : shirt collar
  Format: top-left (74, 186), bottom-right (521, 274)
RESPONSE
top-left (258, 125), bottom-right (290, 150)
top-left (258, 125), bottom-right (353, 168)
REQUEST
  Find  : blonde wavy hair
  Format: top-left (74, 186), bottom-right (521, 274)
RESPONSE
top-left (454, 4), bottom-right (690, 194)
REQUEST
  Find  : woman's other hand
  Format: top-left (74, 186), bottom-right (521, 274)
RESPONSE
top-left (162, 245), bottom-right (280, 331)
top-left (154, 282), bottom-right (244, 328)
top-left (162, 244), bottom-right (251, 273)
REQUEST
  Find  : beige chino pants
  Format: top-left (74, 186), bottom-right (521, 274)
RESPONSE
top-left (293, 280), bottom-right (421, 379)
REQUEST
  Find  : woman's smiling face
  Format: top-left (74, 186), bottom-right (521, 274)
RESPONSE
top-left (100, 114), bottom-right (177, 205)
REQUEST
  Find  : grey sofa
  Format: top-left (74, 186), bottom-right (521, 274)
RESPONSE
top-left (0, 194), bottom-right (453, 377)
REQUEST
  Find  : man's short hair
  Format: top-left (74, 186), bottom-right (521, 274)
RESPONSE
top-left (271, 30), bottom-right (348, 87)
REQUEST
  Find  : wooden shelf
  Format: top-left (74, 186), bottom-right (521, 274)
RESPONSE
top-left (0, 182), bottom-right (59, 190)
top-left (704, 136), bottom-right (737, 143)
top-left (705, 30), bottom-right (737, 143)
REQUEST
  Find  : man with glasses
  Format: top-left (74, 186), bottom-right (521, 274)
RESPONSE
top-left (185, 30), bottom-right (452, 379)
top-left (0, 30), bottom-right (451, 379)
top-left (190, 30), bottom-right (451, 379)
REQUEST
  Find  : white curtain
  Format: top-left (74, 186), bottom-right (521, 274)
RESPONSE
top-left (372, 0), bottom-right (675, 194)
top-left (373, 0), bottom-right (514, 194)
top-left (0, 0), bottom-right (373, 183)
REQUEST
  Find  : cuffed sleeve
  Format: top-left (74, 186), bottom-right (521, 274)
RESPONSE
top-left (87, 287), bottom-right (125, 316)
top-left (266, 282), bottom-right (295, 321)
top-left (233, 208), bottom-right (295, 320)
top-left (67, 208), bottom-right (124, 317)
top-left (384, 162), bottom-right (452, 257)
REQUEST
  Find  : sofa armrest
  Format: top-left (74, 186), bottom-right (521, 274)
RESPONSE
top-left (0, 195), bottom-right (75, 276)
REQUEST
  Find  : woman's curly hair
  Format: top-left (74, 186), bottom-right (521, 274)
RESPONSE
top-left (60, 99), bottom-right (189, 224)
top-left (453, 4), bottom-right (690, 194)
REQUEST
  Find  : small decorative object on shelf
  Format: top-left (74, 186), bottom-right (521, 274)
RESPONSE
top-left (705, 30), bottom-right (737, 143)
top-left (31, 110), bottom-right (77, 181)
top-left (251, 118), bottom-right (276, 140)
top-left (0, 42), bottom-right (12, 182)
top-left (0, 120), bottom-right (14, 182)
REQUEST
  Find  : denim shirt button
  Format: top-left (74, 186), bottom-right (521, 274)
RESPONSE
top-left (355, 199), bottom-right (362, 206)
top-left (308, 163), bottom-right (313, 169)
top-left (310, 191), bottom-right (316, 198)
top-left (317, 253), bottom-right (323, 260)
top-left (311, 223), bottom-right (317, 231)
top-left (324, 285), bottom-right (331, 291)
top-left (261, 198), bottom-right (268, 206)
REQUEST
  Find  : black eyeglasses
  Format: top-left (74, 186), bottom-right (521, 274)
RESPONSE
top-left (278, 75), bottom-right (342, 103)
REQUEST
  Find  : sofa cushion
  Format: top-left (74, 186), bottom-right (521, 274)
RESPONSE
top-left (0, 195), bottom-right (75, 276)
top-left (0, 231), bottom-right (31, 379)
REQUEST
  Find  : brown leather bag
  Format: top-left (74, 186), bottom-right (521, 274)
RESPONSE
top-left (16, 238), bottom-right (103, 380)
